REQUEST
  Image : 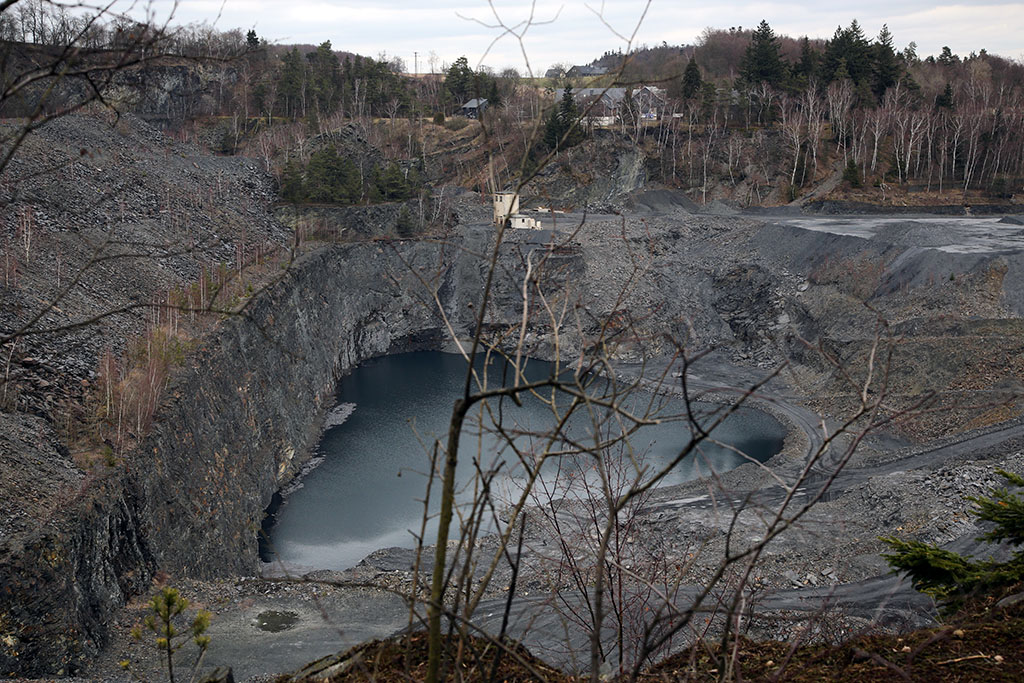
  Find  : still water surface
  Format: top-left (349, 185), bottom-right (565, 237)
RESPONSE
top-left (262, 352), bottom-right (785, 571)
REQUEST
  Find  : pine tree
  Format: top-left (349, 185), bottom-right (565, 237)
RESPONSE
top-left (124, 587), bottom-right (211, 683)
top-left (302, 147), bottom-right (363, 204)
top-left (740, 20), bottom-right (787, 87)
top-left (793, 36), bottom-right (819, 86)
top-left (395, 205), bottom-right (416, 237)
top-left (544, 88), bottom-right (584, 151)
top-left (823, 20), bottom-right (872, 86)
top-left (487, 79), bottom-right (502, 109)
top-left (278, 47), bottom-right (306, 118)
top-left (871, 25), bottom-right (901, 100)
top-left (445, 56), bottom-right (474, 104)
top-left (543, 105), bottom-right (562, 150)
top-left (280, 160), bottom-right (305, 202)
top-left (883, 469), bottom-right (1024, 610)
top-left (937, 46), bottom-right (959, 66)
top-left (681, 56), bottom-right (702, 100)
top-left (376, 163), bottom-right (410, 201)
top-left (305, 147), bottom-right (333, 202)
top-left (935, 82), bottom-right (955, 109)
top-left (308, 41), bottom-right (340, 114)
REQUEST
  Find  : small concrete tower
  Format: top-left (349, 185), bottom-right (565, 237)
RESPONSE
top-left (493, 192), bottom-right (519, 226)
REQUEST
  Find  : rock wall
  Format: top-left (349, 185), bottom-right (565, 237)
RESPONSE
top-left (0, 57), bottom-right (239, 126)
top-left (0, 471), bottom-right (153, 676)
top-left (0, 239), bottom-right (459, 675)
top-left (133, 242), bottom-right (450, 578)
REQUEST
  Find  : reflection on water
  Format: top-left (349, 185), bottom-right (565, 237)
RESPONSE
top-left (261, 352), bottom-right (785, 572)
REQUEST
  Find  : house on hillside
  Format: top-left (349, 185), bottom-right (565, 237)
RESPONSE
top-left (631, 85), bottom-right (668, 120)
top-left (553, 87), bottom-right (625, 125)
top-left (552, 85), bottom-right (668, 126)
top-left (567, 64), bottom-right (609, 78)
top-left (458, 98), bottom-right (488, 119)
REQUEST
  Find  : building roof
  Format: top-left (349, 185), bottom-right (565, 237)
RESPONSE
top-left (554, 87), bottom-right (627, 103)
top-left (568, 64), bottom-right (609, 77)
top-left (554, 86), bottom-right (668, 112)
top-left (461, 98), bottom-right (488, 109)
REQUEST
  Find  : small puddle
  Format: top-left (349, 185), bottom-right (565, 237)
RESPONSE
top-left (254, 610), bottom-right (299, 633)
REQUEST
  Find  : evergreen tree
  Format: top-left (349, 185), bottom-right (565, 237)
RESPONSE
top-left (278, 47), bottom-right (306, 118)
top-left (935, 82), bottom-right (955, 109)
top-left (395, 205), bottom-right (416, 237)
top-left (305, 146), bottom-right (340, 202)
top-left (543, 105), bottom-right (562, 150)
top-left (445, 56), bottom-right (475, 104)
top-left (302, 146), bottom-right (362, 204)
top-left (487, 79), bottom-right (502, 108)
top-left (832, 57), bottom-right (851, 83)
top-left (544, 87), bottom-right (584, 151)
top-left (376, 163), bottom-right (411, 201)
top-left (902, 41), bottom-right (919, 64)
top-left (740, 20), bottom-right (787, 87)
top-left (823, 20), bottom-right (872, 86)
top-left (681, 56), bottom-right (702, 100)
top-left (842, 158), bottom-right (861, 187)
top-left (246, 30), bottom-right (259, 49)
top-left (937, 46), bottom-right (959, 66)
top-left (280, 160), bottom-right (305, 202)
top-left (307, 41), bottom-right (340, 114)
top-left (793, 36), bottom-right (819, 86)
top-left (871, 25), bottom-right (901, 99)
top-left (883, 469), bottom-right (1024, 610)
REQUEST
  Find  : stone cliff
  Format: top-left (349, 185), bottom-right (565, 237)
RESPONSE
top-left (0, 240), bottom-right (452, 674)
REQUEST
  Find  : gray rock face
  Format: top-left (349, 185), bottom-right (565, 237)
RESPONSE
top-left (0, 225), bottom-right (583, 675)
top-left (0, 241), bottom-right (439, 675)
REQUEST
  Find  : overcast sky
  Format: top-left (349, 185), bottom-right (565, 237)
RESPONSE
top-left (147, 1), bottom-right (1023, 73)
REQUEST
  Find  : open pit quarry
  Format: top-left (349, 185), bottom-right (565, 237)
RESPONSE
top-left (2, 114), bottom-right (1024, 679)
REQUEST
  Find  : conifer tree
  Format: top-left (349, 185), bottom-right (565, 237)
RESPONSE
top-left (395, 205), bottom-right (416, 237)
top-left (280, 160), bottom-right (305, 202)
top-left (278, 47), bottom-right (306, 118)
top-left (308, 41), bottom-right (340, 114)
top-left (487, 79), bottom-right (502, 109)
top-left (871, 25), bottom-right (901, 99)
top-left (823, 20), bottom-right (872, 86)
top-left (740, 20), bottom-right (787, 87)
top-left (544, 87), bottom-right (583, 151)
top-left (681, 56), bottom-right (702, 100)
top-left (935, 82), bottom-right (955, 109)
top-left (883, 469), bottom-right (1024, 610)
top-left (793, 36), bottom-right (819, 86)
top-left (445, 56), bottom-right (475, 104)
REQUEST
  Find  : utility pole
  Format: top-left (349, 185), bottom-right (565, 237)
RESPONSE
top-left (414, 51), bottom-right (418, 77)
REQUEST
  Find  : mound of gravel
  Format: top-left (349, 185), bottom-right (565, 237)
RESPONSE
top-left (701, 198), bottom-right (741, 216)
top-left (626, 188), bottom-right (699, 215)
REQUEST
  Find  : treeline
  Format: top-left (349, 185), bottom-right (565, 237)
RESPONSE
top-left (249, 46), bottom-right (516, 122)
top-left (279, 145), bottom-right (423, 205)
top-left (0, 0), bottom-right (250, 58)
top-left (594, 20), bottom-right (1024, 201)
top-left (262, 42), bottom-right (411, 121)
